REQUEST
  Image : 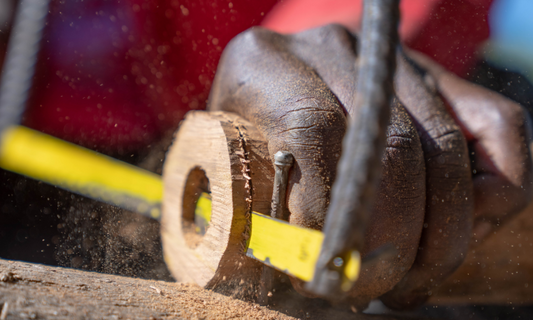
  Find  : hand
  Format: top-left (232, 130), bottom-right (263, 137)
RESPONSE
top-left (207, 24), bottom-right (533, 310)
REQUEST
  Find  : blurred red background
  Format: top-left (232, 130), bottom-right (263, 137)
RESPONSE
top-left (19, 0), bottom-right (492, 155)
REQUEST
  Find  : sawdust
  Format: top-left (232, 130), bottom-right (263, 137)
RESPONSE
top-left (0, 259), bottom-right (418, 319)
top-left (0, 259), bottom-right (291, 319)
top-left (54, 196), bottom-right (173, 281)
top-left (235, 122), bottom-right (254, 253)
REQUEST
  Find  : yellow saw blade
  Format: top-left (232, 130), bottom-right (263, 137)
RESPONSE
top-left (0, 125), bottom-right (163, 219)
top-left (196, 193), bottom-right (361, 287)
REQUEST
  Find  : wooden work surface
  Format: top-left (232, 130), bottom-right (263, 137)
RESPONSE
top-left (433, 201), bottom-right (533, 305)
top-left (0, 259), bottom-right (420, 320)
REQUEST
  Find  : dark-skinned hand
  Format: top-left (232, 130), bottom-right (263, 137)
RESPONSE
top-left (207, 25), bottom-right (533, 310)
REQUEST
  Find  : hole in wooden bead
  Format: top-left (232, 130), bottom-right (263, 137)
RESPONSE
top-left (181, 166), bottom-right (210, 249)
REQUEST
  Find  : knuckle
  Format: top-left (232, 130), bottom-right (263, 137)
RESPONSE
top-left (275, 100), bottom-right (346, 138)
top-left (386, 102), bottom-right (422, 151)
top-left (384, 135), bottom-right (425, 186)
top-left (320, 24), bottom-right (356, 45)
top-left (303, 23), bottom-right (352, 39)
top-left (225, 26), bottom-right (279, 57)
top-left (425, 126), bottom-right (466, 159)
top-left (292, 23), bottom-right (356, 49)
top-left (386, 134), bottom-right (419, 151)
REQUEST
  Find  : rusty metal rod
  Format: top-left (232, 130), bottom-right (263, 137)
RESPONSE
top-left (306, 0), bottom-right (400, 298)
top-left (0, 0), bottom-right (50, 134)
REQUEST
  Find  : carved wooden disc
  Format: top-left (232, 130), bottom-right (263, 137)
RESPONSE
top-left (161, 111), bottom-right (273, 297)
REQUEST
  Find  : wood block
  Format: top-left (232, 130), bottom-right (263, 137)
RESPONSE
top-left (161, 111), bottom-right (274, 300)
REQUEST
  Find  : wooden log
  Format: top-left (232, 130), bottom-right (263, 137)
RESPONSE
top-left (161, 111), bottom-right (274, 300)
